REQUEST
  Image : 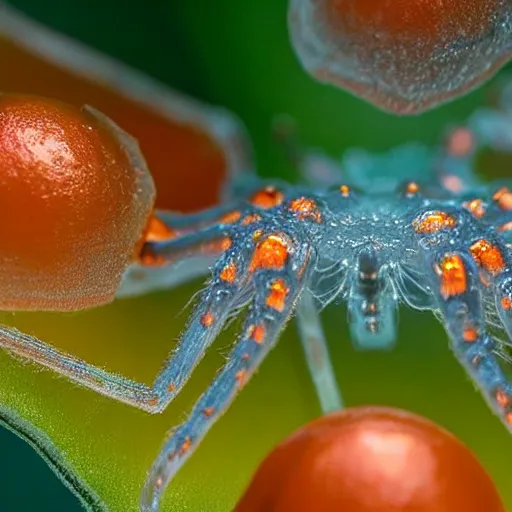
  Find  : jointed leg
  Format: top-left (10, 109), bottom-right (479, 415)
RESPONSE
top-left (425, 249), bottom-right (512, 431)
top-left (140, 267), bottom-right (307, 512)
top-left (295, 291), bottom-right (343, 412)
top-left (0, 215), bottom-right (250, 413)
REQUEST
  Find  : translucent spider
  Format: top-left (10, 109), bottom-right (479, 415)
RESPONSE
top-left (288, 0), bottom-right (512, 114)
top-left (1, 86), bottom-right (512, 512)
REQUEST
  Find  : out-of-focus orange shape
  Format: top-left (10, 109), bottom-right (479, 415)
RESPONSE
top-left (0, 94), bottom-right (155, 311)
top-left (235, 406), bottom-right (505, 512)
top-left (289, 0), bottom-right (511, 114)
top-left (0, 3), bottom-right (251, 212)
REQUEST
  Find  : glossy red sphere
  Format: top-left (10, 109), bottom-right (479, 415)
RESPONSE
top-left (289, 0), bottom-right (511, 114)
top-left (0, 94), bottom-right (155, 311)
top-left (235, 406), bottom-right (505, 512)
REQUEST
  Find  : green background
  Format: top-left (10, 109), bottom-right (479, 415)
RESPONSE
top-left (2, 1), bottom-right (512, 511)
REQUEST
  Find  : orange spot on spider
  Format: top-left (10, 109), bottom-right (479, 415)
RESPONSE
top-left (242, 213), bottom-right (262, 225)
top-left (441, 174), bottom-right (464, 194)
top-left (289, 197), bottom-right (322, 223)
top-left (436, 254), bottom-right (467, 299)
top-left (249, 324), bottom-right (266, 344)
top-left (168, 382), bottom-right (175, 392)
top-left (463, 327), bottom-right (478, 343)
top-left (142, 215), bottom-right (176, 243)
top-left (219, 210), bottom-right (242, 224)
top-left (463, 199), bottom-right (486, 218)
top-left (469, 239), bottom-right (505, 276)
top-left (220, 261), bottom-right (237, 283)
top-left (250, 186), bottom-right (284, 209)
top-left (498, 221), bottom-right (512, 232)
top-left (236, 369), bottom-right (247, 387)
top-left (203, 407), bottom-right (215, 417)
top-left (501, 297), bottom-right (512, 311)
top-left (496, 389), bottom-right (510, 409)
top-left (266, 278), bottom-right (290, 312)
top-left (147, 397), bottom-right (159, 408)
top-left (179, 437), bottom-right (192, 455)
top-left (340, 185), bottom-right (350, 197)
top-left (405, 182), bottom-right (419, 196)
top-left (249, 235), bottom-right (289, 272)
top-left (242, 353), bottom-right (250, 361)
top-left (155, 476), bottom-right (163, 490)
top-left (200, 311), bottom-right (215, 328)
top-left (203, 237), bottom-right (232, 254)
top-left (447, 128), bottom-right (474, 157)
top-left (413, 211), bottom-right (457, 234)
top-left (505, 412), bottom-right (512, 427)
top-left (493, 187), bottom-right (512, 211)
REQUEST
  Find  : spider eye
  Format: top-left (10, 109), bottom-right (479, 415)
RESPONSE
top-left (289, 0), bottom-right (510, 114)
top-left (0, 94), bottom-right (155, 311)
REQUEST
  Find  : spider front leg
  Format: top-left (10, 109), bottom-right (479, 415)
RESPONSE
top-left (0, 207), bottom-right (243, 412)
top-left (422, 246), bottom-right (512, 431)
top-left (141, 234), bottom-right (313, 512)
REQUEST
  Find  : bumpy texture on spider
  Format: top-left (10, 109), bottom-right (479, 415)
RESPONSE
top-left (135, 107), bottom-right (512, 509)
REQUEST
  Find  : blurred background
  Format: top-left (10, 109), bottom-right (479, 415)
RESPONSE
top-left (1, 0), bottom-right (512, 511)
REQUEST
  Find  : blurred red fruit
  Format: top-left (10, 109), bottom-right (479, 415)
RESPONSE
top-left (235, 406), bottom-right (505, 512)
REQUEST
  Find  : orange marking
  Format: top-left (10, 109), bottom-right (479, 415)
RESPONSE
top-left (168, 382), bottom-right (176, 392)
top-left (155, 476), bottom-right (163, 489)
top-left (148, 397), bottom-right (159, 408)
top-left (501, 297), bottom-right (512, 311)
top-left (242, 352), bottom-right (250, 361)
top-left (441, 174), bottom-right (464, 194)
top-left (266, 278), bottom-right (289, 312)
top-left (219, 210), bottom-right (241, 224)
top-left (405, 182), bottom-right (419, 196)
top-left (340, 185), bottom-right (350, 197)
top-left (248, 324), bottom-right (266, 344)
top-left (493, 187), bottom-right (512, 211)
top-left (242, 213), bottom-right (262, 225)
top-left (436, 254), bottom-right (467, 298)
top-left (289, 197), bottom-right (322, 223)
top-left (250, 186), bottom-right (284, 209)
top-left (200, 311), bottom-right (215, 327)
top-left (469, 239), bottom-right (505, 276)
top-left (179, 437), bottom-right (192, 455)
top-left (203, 236), bottom-right (232, 254)
top-left (463, 199), bottom-right (486, 218)
top-left (496, 389), bottom-right (510, 409)
top-left (143, 215), bottom-right (176, 243)
top-left (447, 127), bottom-right (474, 157)
top-left (203, 407), bottom-right (215, 417)
top-left (498, 221), bottom-right (512, 232)
top-left (235, 369), bottom-right (247, 387)
top-left (220, 261), bottom-right (237, 283)
top-left (413, 211), bottom-right (456, 234)
top-left (249, 234), bottom-right (289, 272)
top-left (506, 412), bottom-right (512, 427)
top-left (463, 327), bottom-right (478, 343)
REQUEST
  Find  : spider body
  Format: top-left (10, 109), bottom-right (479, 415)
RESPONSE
top-left (1, 93), bottom-right (512, 510)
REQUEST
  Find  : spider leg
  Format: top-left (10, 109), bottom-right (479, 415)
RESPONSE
top-left (295, 290), bottom-right (343, 412)
top-left (0, 219), bottom-right (248, 412)
top-left (424, 249), bottom-right (512, 431)
top-left (140, 250), bottom-right (311, 511)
